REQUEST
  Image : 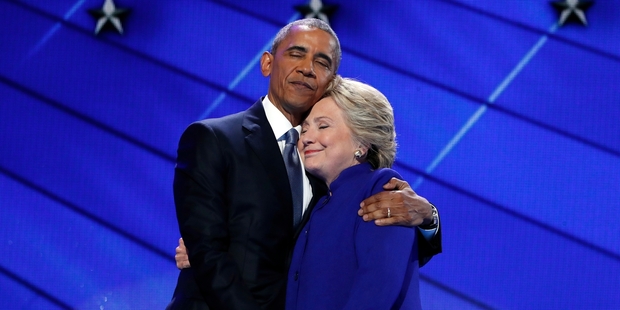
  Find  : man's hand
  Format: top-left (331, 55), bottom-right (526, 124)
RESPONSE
top-left (175, 238), bottom-right (191, 269)
top-left (358, 177), bottom-right (433, 227)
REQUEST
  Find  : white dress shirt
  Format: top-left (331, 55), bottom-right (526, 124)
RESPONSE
top-left (262, 96), bottom-right (313, 215)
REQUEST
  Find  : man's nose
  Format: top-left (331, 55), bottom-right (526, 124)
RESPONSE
top-left (297, 59), bottom-right (316, 77)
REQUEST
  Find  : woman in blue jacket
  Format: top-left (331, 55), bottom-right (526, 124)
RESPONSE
top-left (286, 77), bottom-right (421, 310)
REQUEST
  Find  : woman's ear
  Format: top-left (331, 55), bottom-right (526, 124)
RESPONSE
top-left (354, 144), bottom-right (369, 159)
top-left (359, 144), bottom-right (369, 155)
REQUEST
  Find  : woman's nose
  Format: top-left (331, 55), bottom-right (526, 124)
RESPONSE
top-left (300, 131), bottom-right (314, 147)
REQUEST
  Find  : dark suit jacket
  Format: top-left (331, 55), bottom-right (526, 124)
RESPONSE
top-left (166, 99), bottom-right (441, 310)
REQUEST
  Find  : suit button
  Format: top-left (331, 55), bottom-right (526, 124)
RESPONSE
top-left (294, 271), bottom-right (299, 281)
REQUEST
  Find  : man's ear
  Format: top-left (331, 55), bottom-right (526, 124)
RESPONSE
top-left (260, 51), bottom-right (273, 77)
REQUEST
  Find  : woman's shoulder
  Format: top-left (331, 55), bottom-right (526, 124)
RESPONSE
top-left (367, 167), bottom-right (402, 192)
top-left (373, 167), bottom-right (401, 179)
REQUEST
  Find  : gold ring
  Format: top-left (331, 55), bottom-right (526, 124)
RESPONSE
top-left (387, 207), bottom-right (391, 218)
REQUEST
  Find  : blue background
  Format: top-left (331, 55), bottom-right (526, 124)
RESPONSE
top-left (1, 0), bottom-right (619, 309)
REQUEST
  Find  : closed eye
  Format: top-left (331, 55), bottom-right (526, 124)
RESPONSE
top-left (316, 60), bottom-right (329, 68)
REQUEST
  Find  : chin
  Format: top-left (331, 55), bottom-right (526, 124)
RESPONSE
top-left (305, 166), bottom-right (322, 178)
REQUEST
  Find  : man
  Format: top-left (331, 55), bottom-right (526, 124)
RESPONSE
top-left (167, 18), bottom-right (441, 310)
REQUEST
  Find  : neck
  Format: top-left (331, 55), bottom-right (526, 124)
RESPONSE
top-left (267, 96), bottom-right (308, 126)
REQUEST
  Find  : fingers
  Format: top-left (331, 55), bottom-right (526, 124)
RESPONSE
top-left (360, 205), bottom-right (413, 226)
top-left (382, 177), bottom-right (412, 191)
top-left (359, 178), bottom-right (413, 213)
top-left (175, 251), bottom-right (191, 269)
top-left (175, 238), bottom-right (186, 255)
top-left (359, 192), bottom-right (383, 211)
top-left (358, 179), bottom-right (426, 227)
top-left (175, 237), bottom-right (191, 269)
top-left (358, 192), bottom-right (426, 227)
top-left (360, 198), bottom-right (400, 221)
top-left (359, 190), bottom-right (399, 213)
top-left (374, 216), bottom-right (409, 226)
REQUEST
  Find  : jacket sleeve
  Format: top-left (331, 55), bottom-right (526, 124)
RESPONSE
top-left (174, 122), bottom-right (260, 310)
top-left (417, 210), bottom-right (442, 267)
top-left (343, 170), bottom-right (420, 309)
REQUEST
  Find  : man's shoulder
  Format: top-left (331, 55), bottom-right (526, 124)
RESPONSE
top-left (197, 109), bottom-right (246, 126)
top-left (193, 99), bottom-right (264, 129)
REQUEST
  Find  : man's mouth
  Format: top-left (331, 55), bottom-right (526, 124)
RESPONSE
top-left (290, 81), bottom-right (314, 91)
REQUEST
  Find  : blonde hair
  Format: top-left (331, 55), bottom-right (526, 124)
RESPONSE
top-left (325, 76), bottom-right (396, 168)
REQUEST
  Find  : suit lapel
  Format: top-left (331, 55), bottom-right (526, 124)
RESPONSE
top-left (243, 99), bottom-right (294, 217)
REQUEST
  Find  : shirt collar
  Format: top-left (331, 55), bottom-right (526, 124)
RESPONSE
top-left (262, 96), bottom-right (300, 139)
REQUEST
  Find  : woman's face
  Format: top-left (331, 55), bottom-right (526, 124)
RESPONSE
top-left (299, 97), bottom-right (361, 186)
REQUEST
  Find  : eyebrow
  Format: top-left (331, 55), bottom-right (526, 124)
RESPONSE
top-left (286, 45), bottom-right (307, 53)
top-left (311, 116), bottom-right (332, 123)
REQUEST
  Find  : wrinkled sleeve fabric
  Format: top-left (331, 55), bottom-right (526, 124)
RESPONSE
top-left (343, 170), bottom-right (421, 309)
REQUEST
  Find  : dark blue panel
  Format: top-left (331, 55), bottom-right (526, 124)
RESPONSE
top-left (433, 109), bottom-right (620, 256)
top-left (1, 1), bottom-right (229, 157)
top-left (0, 83), bottom-right (178, 252)
top-left (451, 0), bottom-right (620, 58)
top-left (0, 272), bottom-right (67, 309)
top-left (417, 181), bottom-right (620, 309)
top-left (0, 173), bottom-right (178, 308)
top-left (16, 0), bottom-right (290, 101)
top-left (331, 0), bottom-right (545, 101)
top-left (498, 39), bottom-right (620, 154)
top-left (445, 0), bottom-right (560, 30)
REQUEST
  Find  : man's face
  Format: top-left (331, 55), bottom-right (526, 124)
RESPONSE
top-left (261, 26), bottom-right (336, 120)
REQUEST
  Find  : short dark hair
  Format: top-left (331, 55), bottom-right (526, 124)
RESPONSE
top-left (271, 18), bottom-right (342, 73)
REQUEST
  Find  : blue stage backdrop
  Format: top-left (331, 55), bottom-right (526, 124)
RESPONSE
top-left (1, 0), bottom-right (619, 309)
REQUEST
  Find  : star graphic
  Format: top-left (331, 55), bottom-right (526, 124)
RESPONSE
top-left (294, 0), bottom-right (338, 25)
top-left (551, 0), bottom-right (594, 26)
top-left (88, 0), bottom-right (130, 35)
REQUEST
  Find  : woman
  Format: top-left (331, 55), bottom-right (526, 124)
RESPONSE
top-left (286, 77), bottom-right (421, 309)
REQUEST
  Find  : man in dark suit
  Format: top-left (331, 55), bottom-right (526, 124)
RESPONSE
top-left (167, 18), bottom-right (441, 310)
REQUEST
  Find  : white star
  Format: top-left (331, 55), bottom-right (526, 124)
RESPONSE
top-left (294, 0), bottom-right (337, 25)
top-left (89, 0), bottom-right (130, 35)
top-left (551, 0), bottom-right (593, 26)
top-left (307, 0), bottom-right (329, 24)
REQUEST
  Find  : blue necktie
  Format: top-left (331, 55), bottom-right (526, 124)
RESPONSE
top-left (281, 128), bottom-right (303, 227)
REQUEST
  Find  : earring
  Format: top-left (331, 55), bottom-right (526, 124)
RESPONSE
top-left (354, 150), bottom-right (363, 159)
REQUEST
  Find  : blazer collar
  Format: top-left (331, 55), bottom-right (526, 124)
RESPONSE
top-left (243, 98), bottom-right (295, 223)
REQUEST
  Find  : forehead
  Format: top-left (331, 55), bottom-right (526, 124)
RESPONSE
top-left (281, 26), bottom-right (335, 54)
top-left (308, 97), bottom-right (341, 117)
